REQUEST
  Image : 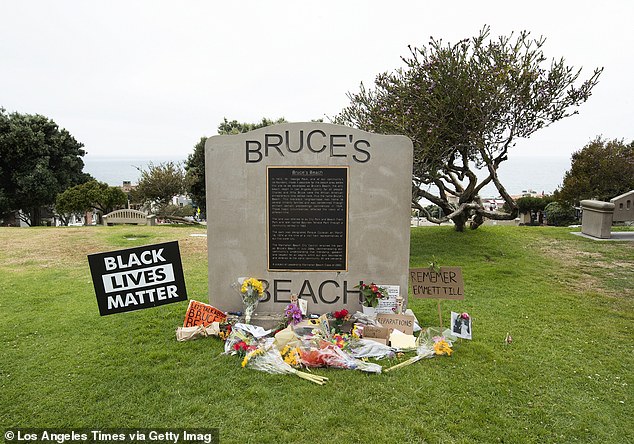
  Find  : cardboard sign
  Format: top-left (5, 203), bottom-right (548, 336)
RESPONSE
top-left (88, 241), bottom-right (188, 315)
top-left (376, 313), bottom-right (416, 335)
top-left (409, 266), bottom-right (464, 300)
top-left (363, 325), bottom-right (390, 345)
top-left (183, 300), bottom-right (226, 327)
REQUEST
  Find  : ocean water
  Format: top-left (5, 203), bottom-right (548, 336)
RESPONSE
top-left (83, 157), bottom-right (186, 187)
top-left (476, 155), bottom-right (571, 197)
top-left (83, 155), bottom-right (571, 198)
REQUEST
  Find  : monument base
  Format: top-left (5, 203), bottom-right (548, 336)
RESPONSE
top-left (243, 313), bottom-right (285, 330)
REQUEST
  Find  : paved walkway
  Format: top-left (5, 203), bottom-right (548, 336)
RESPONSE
top-left (571, 231), bottom-right (634, 242)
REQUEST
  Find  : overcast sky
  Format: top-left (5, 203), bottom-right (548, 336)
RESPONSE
top-left (2, 0), bottom-right (632, 161)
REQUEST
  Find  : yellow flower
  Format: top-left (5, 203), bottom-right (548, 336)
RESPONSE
top-left (241, 348), bottom-right (264, 367)
top-left (281, 345), bottom-right (300, 367)
top-left (433, 340), bottom-right (453, 356)
top-left (241, 278), bottom-right (264, 296)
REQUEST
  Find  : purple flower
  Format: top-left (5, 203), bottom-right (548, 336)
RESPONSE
top-left (284, 303), bottom-right (303, 326)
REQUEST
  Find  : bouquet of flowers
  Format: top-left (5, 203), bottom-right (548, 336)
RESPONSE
top-left (284, 303), bottom-right (303, 326)
top-left (300, 342), bottom-right (382, 373)
top-left (175, 323), bottom-right (219, 342)
top-left (347, 338), bottom-right (396, 360)
top-left (432, 336), bottom-right (453, 356)
top-left (241, 346), bottom-right (329, 385)
top-left (332, 308), bottom-right (350, 333)
top-left (384, 327), bottom-right (452, 372)
top-left (356, 281), bottom-right (388, 308)
top-left (280, 344), bottom-right (301, 367)
top-left (223, 327), bottom-right (258, 356)
top-left (237, 277), bottom-right (264, 324)
top-left (383, 344), bottom-right (435, 372)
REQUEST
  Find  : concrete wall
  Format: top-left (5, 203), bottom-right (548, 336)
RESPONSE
top-left (611, 190), bottom-right (634, 222)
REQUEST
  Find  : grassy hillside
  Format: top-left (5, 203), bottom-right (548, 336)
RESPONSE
top-left (0, 225), bottom-right (632, 443)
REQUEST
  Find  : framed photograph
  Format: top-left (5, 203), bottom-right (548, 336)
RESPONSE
top-left (451, 311), bottom-right (472, 339)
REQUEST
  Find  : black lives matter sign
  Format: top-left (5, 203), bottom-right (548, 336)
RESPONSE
top-left (88, 241), bottom-right (187, 315)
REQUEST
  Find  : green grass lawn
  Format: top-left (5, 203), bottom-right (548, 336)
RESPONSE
top-left (1, 225), bottom-right (632, 443)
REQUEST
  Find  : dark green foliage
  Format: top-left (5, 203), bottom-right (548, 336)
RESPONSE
top-left (516, 196), bottom-right (548, 214)
top-left (0, 108), bottom-right (91, 225)
top-left (162, 203), bottom-right (195, 218)
top-left (55, 180), bottom-right (127, 225)
top-left (133, 161), bottom-right (186, 212)
top-left (335, 26), bottom-right (602, 231)
top-left (423, 204), bottom-right (444, 219)
top-left (508, 196), bottom-right (555, 225)
top-left (217, 117), bottom-right (287, 135)
top-left (184, 137), bottom-right (207, 216)
top-left (556, 137), bottom-right (634, 205)
top-left (545, 201), bottom-right (576, 226)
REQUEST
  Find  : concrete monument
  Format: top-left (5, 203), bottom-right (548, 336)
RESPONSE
top-left (580, 199), bottom-right (615, 239)
top-left (205, 122), bottom-right (413, 316)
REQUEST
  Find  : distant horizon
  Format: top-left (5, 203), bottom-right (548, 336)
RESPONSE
top-left (82, 151), bottom-right (574, 162)
top-left (83, 153), bottom-right (572, 198)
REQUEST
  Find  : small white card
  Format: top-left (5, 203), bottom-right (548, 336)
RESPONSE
top-left (376, 285), bottom-right (400, 314)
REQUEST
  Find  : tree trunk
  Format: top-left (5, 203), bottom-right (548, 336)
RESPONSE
top-left (451, 212), bottom-right (468, 232)
top-left (32, 207), bottom-right (42, 226)
top-left (470, 213), bottom-right (485, 229)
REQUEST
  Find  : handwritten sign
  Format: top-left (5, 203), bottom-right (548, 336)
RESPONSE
top-left (363, 325), bottom-right (390, 345)
top-left (409, 266), bottom-right (464, 300)
top-left (375, 313), bottom-right (415, 335)
top-left (375, 285), bottom-right (400, 314)
top-left (183, 300), bottom-right (227, 327)
top-left (88, 241), bottom-right (187, 315)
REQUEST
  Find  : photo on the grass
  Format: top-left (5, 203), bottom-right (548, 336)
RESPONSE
top-left (451, 311), bottom-right (472, 339)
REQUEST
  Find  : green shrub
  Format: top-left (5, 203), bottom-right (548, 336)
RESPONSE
top-left (545, 201), bottom-right (576, 226)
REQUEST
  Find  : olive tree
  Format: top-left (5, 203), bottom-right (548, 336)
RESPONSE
top-left (335, 27), bottom-right (602, 231)
top-left (133, 161), bottom-right (186, 212)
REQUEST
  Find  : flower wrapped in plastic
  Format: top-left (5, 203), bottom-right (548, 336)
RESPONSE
top-left (234, 277), bottom-right (264, 324)
top-left (284, 303), bottom-right (303, 326)
top-left (241, 345), bottom-right (329, 385)
top-left (300, 342), bottom-right (381, 374)
top-left (432, 336), bottom-right (453, 356)
top-left (223, 326), bottom-right (259, 356)
top-left (383, 343), bottom-right (435, 373)
top-left (280, 344), bottom-right (301, 367)
top-left (384, 327), bottom-right (452, 372)
top-left (347, 338), bottom-right (396, 360)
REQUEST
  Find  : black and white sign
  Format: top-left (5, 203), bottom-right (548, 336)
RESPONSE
top-left (88, 241), bottom-right (188, 315)
top-left (267, 166), bottom-right (348, 271)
